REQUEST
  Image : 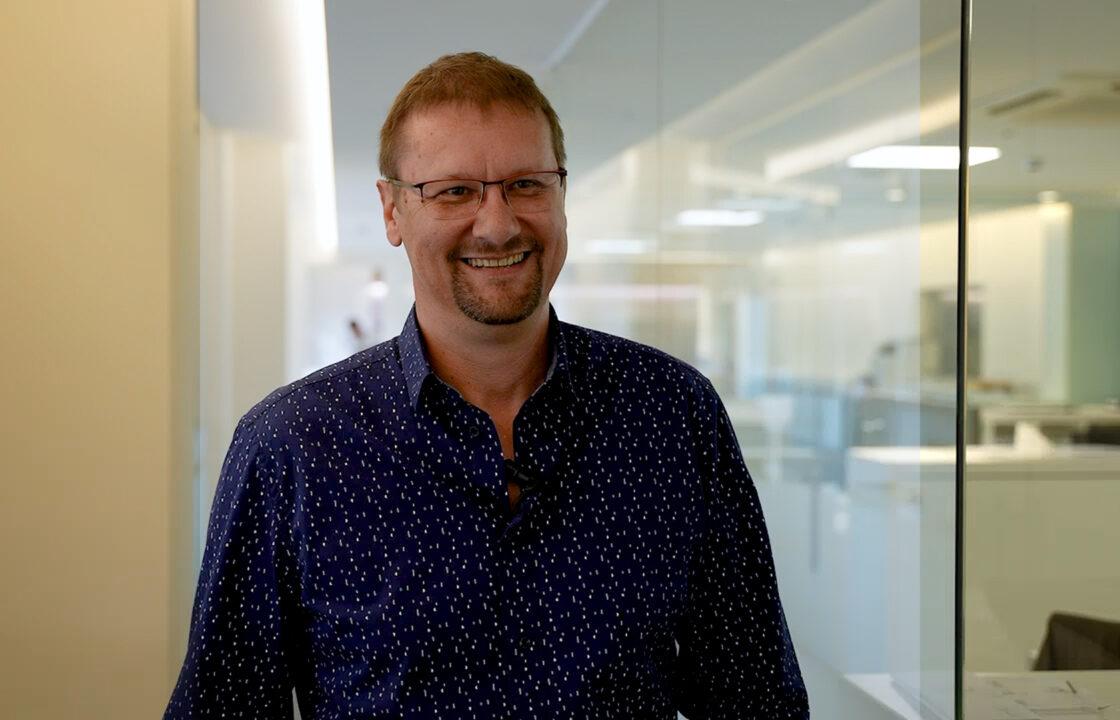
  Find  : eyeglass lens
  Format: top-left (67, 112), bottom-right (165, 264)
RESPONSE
top-left (420, 172), bottom-right (563, 219)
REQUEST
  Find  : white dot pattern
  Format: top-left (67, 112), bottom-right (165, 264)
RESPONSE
top-left (165, 306), bottom-right (808, 719)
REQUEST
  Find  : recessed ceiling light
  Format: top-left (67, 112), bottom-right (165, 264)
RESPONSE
top-left (847, 145), bottom-right (1001, 170)
top-left (763, 94), bottom-right (960, 180)
top-left (585, 238), bottom-right (650, 255)
top-left (676, 209), bottom-right (765, 227)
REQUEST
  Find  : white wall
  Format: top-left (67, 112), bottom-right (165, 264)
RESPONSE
top-left (197, 0), bottom-right (344, 516)
top-left (759, 227), bottom-right (922, 386)
top-left (922, 204), bottom-right (1063, 394)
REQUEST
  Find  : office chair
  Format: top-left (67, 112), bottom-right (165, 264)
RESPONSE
top-left (1033, 612), bottom-right (1120, 671)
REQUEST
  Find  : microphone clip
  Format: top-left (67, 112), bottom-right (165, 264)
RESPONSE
top-left (504, 459), bottom-right (541, 492)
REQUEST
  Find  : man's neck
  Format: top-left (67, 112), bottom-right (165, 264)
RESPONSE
top-left (416, 301), bottom-right (551, 424)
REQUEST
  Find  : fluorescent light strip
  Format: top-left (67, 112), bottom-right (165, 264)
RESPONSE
top-left (689, 164), bottom-right (840, 206)
top-left (676, 209), bottom-right (765, 227)
top-left (763, 94), bottom-right (960, 181)
top-left (542, 0), bottom-right (611, 71)
top-left (847, 145), bottom-right (1001, 169)
top-left (585, 239), bottom-right (651, 255)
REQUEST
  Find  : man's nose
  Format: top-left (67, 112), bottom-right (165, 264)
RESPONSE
top-left (472, 184), bottom-right (521, 240)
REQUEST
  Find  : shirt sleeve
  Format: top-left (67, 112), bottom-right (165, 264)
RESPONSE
top-left (165, 416), bottom-right (299, 719)
top-left (674, 385), bottom-right (809, 720)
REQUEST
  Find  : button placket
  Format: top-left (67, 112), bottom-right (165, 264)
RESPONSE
top-left (491, 544), bottom-right (525, 712)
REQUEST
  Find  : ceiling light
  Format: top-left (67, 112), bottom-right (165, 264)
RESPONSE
top-left (717, 196), bottom-right (803, 213)
top-left (690, 164), bottom-right (840, 206)
top-left (847, 145), bottom-right (1001, 170)
top-left (585, 238), bottom-right (651, 255)
top-left (763, 94), bottom-right (960, 181)
top-left (676, 209), bottom-right (765, 227)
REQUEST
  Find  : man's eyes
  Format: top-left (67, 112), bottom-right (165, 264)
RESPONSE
top-left (431, 184), bottom-right (477, 199)
top-left (508, 178), bottom-right (545, 191)
top-left (424, 177), bottom-right (547, 201)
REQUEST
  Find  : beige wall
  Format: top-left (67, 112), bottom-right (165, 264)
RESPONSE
top-left (0, 2), bottom-right (196, 717)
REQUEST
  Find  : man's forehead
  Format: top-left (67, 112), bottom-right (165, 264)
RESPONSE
top-left (402, 102), bottom-right (547, 141)
top-left (407, 99), bottom-right (542, 124)
top-left (396, 102), bottom-right (554, 176)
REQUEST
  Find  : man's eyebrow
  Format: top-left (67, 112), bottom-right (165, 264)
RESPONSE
top-left (423, 167), bottom-right (555, 182)
top-left (406, 172), bottom-right (471, 183)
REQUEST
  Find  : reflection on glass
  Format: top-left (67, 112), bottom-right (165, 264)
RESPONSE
top-left (964, 1), bottom-right (1120, 717)
top-left (546, 1), bottom-right (959, 718)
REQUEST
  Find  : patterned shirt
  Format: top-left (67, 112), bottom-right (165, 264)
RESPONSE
top-left (165, 307), bottom-right (808, 719)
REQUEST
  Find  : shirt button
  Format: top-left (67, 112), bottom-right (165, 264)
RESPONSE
top-left (468, 425), bottom-right (481, 438)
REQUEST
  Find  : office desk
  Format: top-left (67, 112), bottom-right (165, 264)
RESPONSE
top-left (978, 404), bottom-right (1120, 444)
top-left (848, 670), bottom-right (1120, 720)
top-left (848, 445), bottom-right (1120, 671)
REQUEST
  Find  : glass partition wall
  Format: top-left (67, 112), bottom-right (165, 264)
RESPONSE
top-left (549, 2), bottom-right (961, 717)
top-left (963, 1), bottom-right (1120, 717)
top-left (196, 1), bottom-right (966, 717)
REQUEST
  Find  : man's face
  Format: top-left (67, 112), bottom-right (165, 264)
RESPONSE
top-left (378, 103), bottom-right (567, 327)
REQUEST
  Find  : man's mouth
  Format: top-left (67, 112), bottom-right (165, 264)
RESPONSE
top-left (461, 251), bottom-right (529, 269)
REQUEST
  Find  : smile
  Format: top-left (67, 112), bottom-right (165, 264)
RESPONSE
top-left (462, 251), bottom-right (529, 268)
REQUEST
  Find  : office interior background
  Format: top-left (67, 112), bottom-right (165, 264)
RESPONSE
top-left (2, 1), bottom-right (1118, 717)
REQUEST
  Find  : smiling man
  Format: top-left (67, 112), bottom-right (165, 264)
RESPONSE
top-left (166, 53), bottom-right (808, 719)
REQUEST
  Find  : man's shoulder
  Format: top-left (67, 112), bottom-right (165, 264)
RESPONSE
top-left (238, 339), bottom-right (400, 433)
top-left (559, 320), bottom-right (716, 398)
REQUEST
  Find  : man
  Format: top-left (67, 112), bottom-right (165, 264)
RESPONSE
top-left (167, 52), bottom-right (808, 719)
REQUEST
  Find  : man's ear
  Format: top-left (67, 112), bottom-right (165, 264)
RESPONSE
top-left (376, 180), bottom-right (404, 247)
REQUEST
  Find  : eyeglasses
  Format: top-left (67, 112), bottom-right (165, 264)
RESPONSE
top-left (385, 169), bottom-right (567, 220)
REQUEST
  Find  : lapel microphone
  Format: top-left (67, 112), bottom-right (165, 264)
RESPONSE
top-left (504, 458), bottom-right (541, 493)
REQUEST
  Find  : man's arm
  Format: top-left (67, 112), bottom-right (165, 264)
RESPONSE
top-left (674, 385), bottom-right (809, 720)
top-left (165, 416), bottom-right (298, 719)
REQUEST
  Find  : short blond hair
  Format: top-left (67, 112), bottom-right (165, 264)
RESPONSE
top-left (379, 52), bottom-right (566, 178)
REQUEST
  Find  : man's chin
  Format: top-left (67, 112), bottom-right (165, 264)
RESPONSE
top-left (458, 302), bottom-right (539, 326)
top-left (452, 271), bottom-right (545, 326)
top-left (454, 291), bottom-right (543, 326)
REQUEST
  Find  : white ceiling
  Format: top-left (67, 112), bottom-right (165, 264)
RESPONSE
top-left (322, 0), bottom-right (888, 249)
top-left (324, 0), bottom-right (609, 170)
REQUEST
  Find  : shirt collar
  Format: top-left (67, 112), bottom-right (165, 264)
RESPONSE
top-left (398, 306), bottom-right (432, 408)
top-left (398, 304), bottom-right (576, 410)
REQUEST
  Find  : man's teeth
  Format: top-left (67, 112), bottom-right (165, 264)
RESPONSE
top-left (465, 252), bottom-right (527, 268)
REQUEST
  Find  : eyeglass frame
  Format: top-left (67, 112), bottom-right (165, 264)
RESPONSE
top-left (383, 169), bottom-right (568, 217)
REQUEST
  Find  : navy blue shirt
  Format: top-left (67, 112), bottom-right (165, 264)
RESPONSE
top-left (166, 307), bottom-right (807, 719)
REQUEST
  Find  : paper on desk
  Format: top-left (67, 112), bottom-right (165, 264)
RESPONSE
top-left (1013, 421), bottom-right (1053, 452)
top-left (964, 691), bottom-right (1043, 720)
top-left (969, 675), bottom-right (1104, 719)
